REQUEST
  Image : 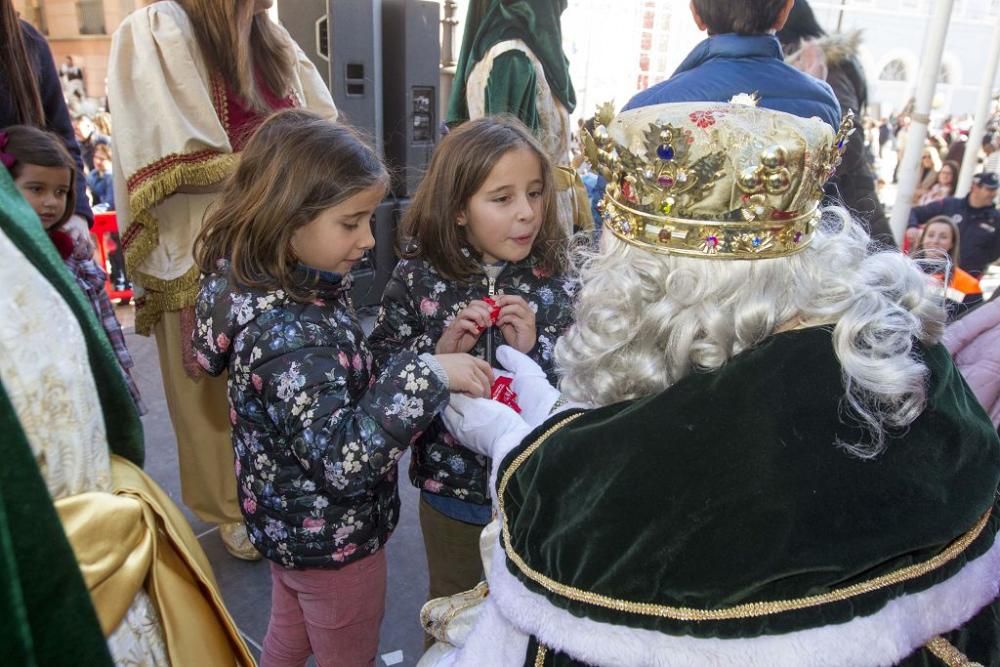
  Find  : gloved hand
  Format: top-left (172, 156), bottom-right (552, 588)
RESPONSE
top-left (496, 345), bottom-right (561, 428)
top-left (443, 393), bottom-right (531, 462)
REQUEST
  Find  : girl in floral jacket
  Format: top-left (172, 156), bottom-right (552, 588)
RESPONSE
top-left (191, 110), bottom-right (492, 666)
top-left (368, 116), bottom-right (577, 617)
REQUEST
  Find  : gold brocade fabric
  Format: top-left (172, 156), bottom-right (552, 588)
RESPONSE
top-left (57, 456), bottom-right (256, 667)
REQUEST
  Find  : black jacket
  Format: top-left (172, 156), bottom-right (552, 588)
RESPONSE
top-left (909, 196), bottom-right (1000, 277)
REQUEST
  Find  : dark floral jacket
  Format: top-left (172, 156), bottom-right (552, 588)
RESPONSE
top-left (368, 256), bottom-right (576, 506)
top-left (193, 261), bottom-right (448, 568)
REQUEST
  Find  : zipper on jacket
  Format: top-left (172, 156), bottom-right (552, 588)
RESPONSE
top-left (483, 263), bottom-right (505, 365)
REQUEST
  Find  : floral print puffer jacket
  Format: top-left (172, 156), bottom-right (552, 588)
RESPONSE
top-left (368, 256), bottom-right (576, 506)
top-left (194, 262), bottom-right (448, 568)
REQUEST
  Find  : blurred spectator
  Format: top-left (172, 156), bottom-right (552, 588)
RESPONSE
top-left (58, 55), bottom-right (85, 100)
top-left (984, 133), bottom-right (1000, 177)
top-left (912, 147), bottom-right (942, 204)
top-left (86, 143), bottom-right (114, 210)
top-left (878, 117), bottom-right (891, 158)
top-left (917, 159), bottom-right (959, 205)
top-left (73, 114), bottom-right (109, 172)
top-left (907, 172), bottom-right (1000, 278)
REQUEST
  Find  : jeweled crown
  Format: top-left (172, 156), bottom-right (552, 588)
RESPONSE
top-left (583, 98), bottom-right (853, 258)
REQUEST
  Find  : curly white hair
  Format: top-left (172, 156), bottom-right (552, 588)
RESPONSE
top-left (555, 209), bottom-right (946, 457)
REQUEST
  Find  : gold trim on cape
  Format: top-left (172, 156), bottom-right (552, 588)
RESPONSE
top-left (925, 636), bottom-right (984, 667)
top-left (498, 414), bottom-right (993, 622)
top-left (533, 644), bottom-right (547, 667)
top-left (121, 151), bottom-right (238, 276)
top-left (132, 264), bottom-right (204, 336)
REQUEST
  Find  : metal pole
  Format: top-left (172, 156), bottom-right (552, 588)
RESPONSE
top-left (836, 0), bottom-right (847, 32)
top-left (957, 15), bottom-right (1000, 196)
top-left (888, 0), bottom-right (954, 245)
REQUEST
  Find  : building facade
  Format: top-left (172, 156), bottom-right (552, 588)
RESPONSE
top-left (809, 0), bottom-right (1000, 118)
top-left (14, 0), bottom-right (149, 102)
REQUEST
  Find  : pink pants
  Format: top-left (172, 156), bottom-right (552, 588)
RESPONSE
top-left (261, 550), bottom-right (387, 667)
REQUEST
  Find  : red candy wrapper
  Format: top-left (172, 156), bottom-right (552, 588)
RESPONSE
top-left (490, 376), bottom-right (521, 413)
top-left (483, 296), bottom-right (502, 324)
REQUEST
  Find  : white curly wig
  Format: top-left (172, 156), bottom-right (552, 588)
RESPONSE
top-left (555, 209), bottom-right (947, 457)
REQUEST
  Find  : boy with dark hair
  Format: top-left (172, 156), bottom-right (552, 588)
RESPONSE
top-left (623, 0), bottom-right (841, 129)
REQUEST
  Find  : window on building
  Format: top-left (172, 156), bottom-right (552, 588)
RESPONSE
top-left (637, 74), bottom-right (649, 90)
top-left (643, 10), bottom-right (654, 29)
top-left (898, 0), bottom-right (923, 10)
top-left (77, 0), bottom-right (105, 35)
top-left (26, 0), bottom-right (48, 34)
top-left (640, 31), bottom-right (652, 50)
top-left (879, 58), bottom-right (909, 82)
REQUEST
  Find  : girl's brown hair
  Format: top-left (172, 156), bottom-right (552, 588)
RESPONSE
top-left (177, 0), bottom-right (295, 113)
top-left (194, 109), bottom-right (387, 301)
top-left (1, 1), bottom-right (44, 126)
top-left (401, 115), bottom-right (567, 282)
top-left (2, 124), bottom-right (77, 226)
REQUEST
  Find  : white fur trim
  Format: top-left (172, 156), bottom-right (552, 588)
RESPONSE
top-left (484, 528), bottom-right (1000, 666)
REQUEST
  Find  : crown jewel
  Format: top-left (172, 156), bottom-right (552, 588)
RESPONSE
top-left (583, 99), bottom-right (854, 259)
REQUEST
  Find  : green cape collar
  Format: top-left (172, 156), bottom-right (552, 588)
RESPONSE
top-left (498, 327), bottom-right (1000, 638)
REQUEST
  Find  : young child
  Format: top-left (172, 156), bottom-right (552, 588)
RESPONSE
top-left (191, 109), bottom-right (492, 666)
top-left (368, 115), bottom-right (577, 618)
top-left (623, 0), bottom-right (841, 129)
top-left (2, 125), bottom-right (145, 414)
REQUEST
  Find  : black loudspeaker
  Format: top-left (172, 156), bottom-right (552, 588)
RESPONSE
top-left (350, 198), bottom-right (406, 308)
top-left (382, 0), bottom-right (440, 197)
top-left (326, 0), bottom-right (384, 156)
top-left (276, 0), bottom-right (329, 86)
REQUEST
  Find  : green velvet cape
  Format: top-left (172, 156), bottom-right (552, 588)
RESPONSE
top-left (498, 327), bottom-right (1000, 664)
top-left (446, 0), bottom-right (576, 128)
top-left (0, 170), bottom-right (144, 665)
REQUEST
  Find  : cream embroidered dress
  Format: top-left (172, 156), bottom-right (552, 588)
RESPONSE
top-left (0, 229), bottom-right (169, 666)
top-left (109, 1), bottom-right (338, 334)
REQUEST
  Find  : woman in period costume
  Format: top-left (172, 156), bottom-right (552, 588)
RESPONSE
top-left (447, 0), bottom-right (591, 235)
top-left (0, 167), bottom-right (253, 666)
top-left (108, 0), bottom-right (338, 559)
top-left (426, 101), bottom-right (1000, 665)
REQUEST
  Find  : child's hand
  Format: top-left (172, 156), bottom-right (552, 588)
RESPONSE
top-left (495, 294), bottom-right (537, 353)
top-left (435, 301), bottom-right (493, 354)
top-left (434, 353), bottom-right (494, 398)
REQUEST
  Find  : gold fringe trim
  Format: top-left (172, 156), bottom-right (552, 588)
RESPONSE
top-left (132, 265), bottom-right (203, 336)
top-left (534, 644), bottom-right (547, 667)
top-left (122, 152), bottom-right (239, 276)
top-left (498, 414), bottom-right (994, 622)
top-left (925, 636), bottom-right (984, 667)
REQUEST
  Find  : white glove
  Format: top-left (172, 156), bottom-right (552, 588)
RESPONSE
top-left (495, 345), bottom-right (561, 428)
top-left (443, 393), bottom-right (531, 462)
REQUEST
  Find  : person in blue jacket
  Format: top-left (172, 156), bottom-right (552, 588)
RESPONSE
top-left (623, 0), bottom-right (841, 130)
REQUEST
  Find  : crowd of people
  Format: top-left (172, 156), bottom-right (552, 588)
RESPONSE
top-left (1, 0), bottom-right (999, 666)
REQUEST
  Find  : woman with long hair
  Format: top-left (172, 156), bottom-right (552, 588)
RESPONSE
top-left (108, 0), bottom-right (338, 560)
top-left (913, 146), bottom-right (943, 203)
top-left (0, 0), bottom-right (93, 244)
top-left (918, 159), bottom-right (959, 205)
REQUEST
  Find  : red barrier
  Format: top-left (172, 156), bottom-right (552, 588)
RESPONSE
top-left (91, 211), bottom-right (133, 303)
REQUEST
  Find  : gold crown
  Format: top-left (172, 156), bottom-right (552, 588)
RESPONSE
top-left (583, 98), bottom-right (854, 259)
